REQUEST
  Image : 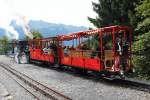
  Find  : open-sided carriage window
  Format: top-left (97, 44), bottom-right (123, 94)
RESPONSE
top-left (102, 32), bottom-right (113, 50)
top-left (32, 40), bottom-right (36, 49)
top-left (80, 36), bottom-right (89, 50)
top-left (58, 40), bottom-right (63, 47)
top-left (42, 40), bottom-right (45, 49)
top-left (62, 40), bottom-right (73, 57)
top-left (90, 34), bottom-right (100, 51)
top-left (47, 40), bottom-right (51, 48)
top-left (36, 40), bottom-right (40, 49)
top-left (80, 33), bottom-right (100, 59)
top-left (102, 32), bottom-right (114, 67)
top-left (45, 41), bottom-right (48, 48)
top-left (34, 39), bottom-right (40, 49)
top-left (90, 34), bottom-right (100, 59)
top-left (33, 40), bottom-right (37, 49)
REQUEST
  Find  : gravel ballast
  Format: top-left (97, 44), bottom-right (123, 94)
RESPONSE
top-left (0, 63), bottom-right (35, 100)
top-left (0, 55), bottom-right (150, 100)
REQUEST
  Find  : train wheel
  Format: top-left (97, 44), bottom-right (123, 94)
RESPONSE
top-left (48, 62), bottom-right (52, 67)
top-left (76, 68), bottom-right (88, 75)
top-left (29, 59), bottom-right (31, 64)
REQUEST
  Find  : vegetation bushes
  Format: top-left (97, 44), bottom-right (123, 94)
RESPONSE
top-left (132, 0), bottom-right (150, 79)
top-left (25, 30), bottom-right (43, 40)
top-left (0, 36), bottom-right (9, 54)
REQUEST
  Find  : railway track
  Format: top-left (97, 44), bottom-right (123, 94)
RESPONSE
top-left (115, 78), bottom-right (150, 93)
top-left (44, 63), bottom-right (150, 93)
top-left (92, 76), bottom-right (150, 93)
top-left (0, 61), bottom-right (150, 100)
top-left (48, 65), bottom-right (150, 93)
top-left (32, 61), bottom-right (150, 93)
top-left (89, 73), bottom-right (150, 93)
top-left (0, 62), bottom-right (71, 100)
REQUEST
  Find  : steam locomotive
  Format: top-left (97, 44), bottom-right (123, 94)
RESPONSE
top-left (11, 26), bottom-right (133, 79)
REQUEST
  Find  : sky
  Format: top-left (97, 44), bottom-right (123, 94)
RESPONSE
top-left (0, 0), bottom-right (98, 27)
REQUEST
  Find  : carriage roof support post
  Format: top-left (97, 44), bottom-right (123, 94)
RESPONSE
top-left (123, 31), bottom-right (126, 39)
top-left (78, 34), bottom-right (81, 48)
top-left (129, 29), bottom-right (132, 68)
top-left (88, 36), bottom-right (90, 48)
top-left (73, 38), bottom-right (74, 47)
top-left (61, 40), bottom-right (63, 46)
top-left (76, 35), bottom-right (78, 48)
top-left (40, 40), bottom-right (42, 49)
top-left (112, 27), bottom-right (116, 72)
top-left (99, 30), bottom-right (103, 70)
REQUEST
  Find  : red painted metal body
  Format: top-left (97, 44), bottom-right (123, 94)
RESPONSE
top-left (29, 37), bottom-right (57, 63)
top-left (28, 26), bottom-right (132, 76)
top-left (59, 50), bottom-right (102, 71)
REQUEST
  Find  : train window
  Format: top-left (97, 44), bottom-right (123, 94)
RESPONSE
top-left (42, 41), bottom-right (45, 48)
top-left (79, 34), bottom-right (101, 59)
top-left (62, 40), bottom-right (73, 57)
top-left (32, 40), bottom-right (41, 49)
top-left (105, 60), bottom-right (113, 67)
top-left (80, 34), bottom-right (100, 51)
top-left (80, 37), bottom-right (89, 50)
top-left (32, 40), bottom-right (36, 48)
top-left (63, 40), bottom-right (72, 47)
top-left (103, 33), bottom-right (113, 50)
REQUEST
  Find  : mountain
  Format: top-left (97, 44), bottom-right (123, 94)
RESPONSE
top-left (0, 20), bottom-right (88, 39)
top-left (29, 20), bottom-right (88, 37)
top-left (0, 28), bottom-right (5, 37)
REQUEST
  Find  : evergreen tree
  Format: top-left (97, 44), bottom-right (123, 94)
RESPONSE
top-left (132, 0), bottom-right (150, 79)
top-left (135, 0), bottom-right (150, 34)
top-left (25, 30), bottom-right (43, 40)
top-left (0, 36), bottom-right (9, 54)
top-left (88, 0), bottom-right (135, 27)
top-left (88, 0), bottom-right (137, 50)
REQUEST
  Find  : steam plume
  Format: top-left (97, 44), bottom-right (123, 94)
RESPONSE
top-left (0, 0), bottom-right (19, 40)
top-left (0, 0), bottom-right (33, 40)
top-left (16, 15), bottom-right (33, 39)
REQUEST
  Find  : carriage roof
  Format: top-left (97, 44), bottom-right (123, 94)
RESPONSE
top-left (57, 25), bottom-right (131, 41)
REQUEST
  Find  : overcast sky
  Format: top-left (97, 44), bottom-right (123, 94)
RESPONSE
top-left (0, 0), bottom-right (98, 27)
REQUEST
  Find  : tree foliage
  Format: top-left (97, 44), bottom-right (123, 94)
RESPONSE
top-left (0, 36), bottom-right (9, 54)
top-left (25, 30), bottom-right (43, 40)
top-left (88, 0), bottom-right (150, 79)
top-left (135, 0), bottom-right (150, 33)
top-left (88, 0), bottom-right (136, 51)
top-left (88, 0), bottom-right (135, 27)
top-left (132, 0), bottom-right (150, 78)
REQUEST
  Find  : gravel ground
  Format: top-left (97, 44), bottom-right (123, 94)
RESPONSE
top-left (0, 63), bottom-right (35, 100)
top-left (0, 55), bottom-right (150, 100)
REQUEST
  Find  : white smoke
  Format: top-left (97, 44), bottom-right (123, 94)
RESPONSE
top-left (0, 0), bottom-right (19, 40)
top-left (5, 26), bottom-right (19, 39)
top-left (0, 23), bottom-right (19, 40)
top-left (0, 0), bottom-right (33, 40)
top-left (15, 14), bottom-right (33, 39)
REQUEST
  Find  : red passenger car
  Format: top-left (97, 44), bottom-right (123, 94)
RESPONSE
top-left (29, 26), bottom-right (132, 78)
top-left (29, 37), bottom-right (59, 64)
